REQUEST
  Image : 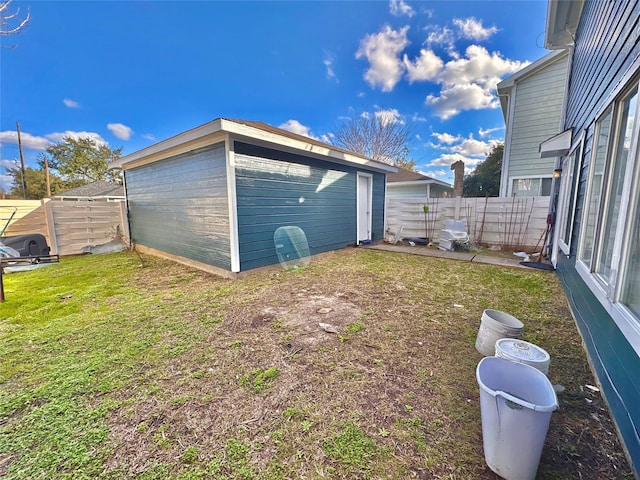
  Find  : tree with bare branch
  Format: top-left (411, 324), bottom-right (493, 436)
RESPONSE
top-left (331, 113), bottom-right (412, 166)
top-left (1, 0), bottom-right (30, 47)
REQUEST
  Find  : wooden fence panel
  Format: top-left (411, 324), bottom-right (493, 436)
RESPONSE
top-left (2, 200), bottom-right (127, 255)
top-left (386, 196), bottom-right (551, 250)
top-left (49, 201), bottom-right (125, 255)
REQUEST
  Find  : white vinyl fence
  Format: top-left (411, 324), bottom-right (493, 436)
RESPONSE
top-left (386, 196), bottom-right (551, 250)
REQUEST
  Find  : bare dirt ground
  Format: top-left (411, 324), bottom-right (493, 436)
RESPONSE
top-left (102, 248), bottom-right (633, 479)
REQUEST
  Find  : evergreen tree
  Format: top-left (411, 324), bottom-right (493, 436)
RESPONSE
top-left (463, 143), bottom-right (503, 197)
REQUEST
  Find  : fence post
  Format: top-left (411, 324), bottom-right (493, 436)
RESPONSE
top-left (119, 201), bottom-right (131, 246)
top-left (43, 200), bottom-right (59, 255)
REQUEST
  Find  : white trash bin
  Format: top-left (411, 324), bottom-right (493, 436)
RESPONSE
top-left (476, 356), bottom-right (558, 480)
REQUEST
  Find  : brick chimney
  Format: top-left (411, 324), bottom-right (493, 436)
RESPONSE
top-left (451, 160), bottom-right (465, 197)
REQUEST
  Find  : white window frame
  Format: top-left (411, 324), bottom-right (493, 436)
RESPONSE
top-left (577, 107), bottom-right (613, 269)
top-left (508, 175), bottom-right (554, 197)
top-left (575, 78), bottom-right (640, 355)
top-left (556, 131), bottom-right (585, 256)
top-left (593, 87), bottom-right (637, 292)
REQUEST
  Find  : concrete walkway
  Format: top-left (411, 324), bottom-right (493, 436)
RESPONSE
top-left (366, 243), bottom-right (529, 269)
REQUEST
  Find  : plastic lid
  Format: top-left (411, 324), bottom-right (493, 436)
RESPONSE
top-left (495, 338), bottom-right (550, 362)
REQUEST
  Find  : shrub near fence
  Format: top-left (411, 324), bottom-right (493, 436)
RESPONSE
top-left (1, 200), bottom-right (129, 256)
top-left (386, 196), bottom-right (551, 250)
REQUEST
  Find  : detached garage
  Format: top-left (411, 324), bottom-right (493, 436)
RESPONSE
top-left (109, 118), bottom-right (396, 277)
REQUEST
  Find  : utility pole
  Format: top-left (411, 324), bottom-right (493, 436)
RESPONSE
top-left (44, 155), bottom-right (51, 197)
top-left (16, 121), bottom-right (27, 199)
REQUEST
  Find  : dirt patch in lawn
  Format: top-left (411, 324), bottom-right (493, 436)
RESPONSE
top-left (35, 249), bottom-right (634, 479)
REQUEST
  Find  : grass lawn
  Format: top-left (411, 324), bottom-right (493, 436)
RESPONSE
top-left (0, 249), bottom-right (633, 479)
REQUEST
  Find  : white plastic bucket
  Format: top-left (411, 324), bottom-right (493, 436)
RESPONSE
top-left (476, 356), bottom-right (558, 480)
top-left (495, 338), bottom-right (551, 375)
top-left (475, 309), bottom-right (524, 356)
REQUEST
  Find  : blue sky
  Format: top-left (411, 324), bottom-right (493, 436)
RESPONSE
top-left (0, 0), bottom-right (550, 192)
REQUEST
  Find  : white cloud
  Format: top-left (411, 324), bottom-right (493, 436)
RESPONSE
top-left (438, 45), bottom-right (528, 91)
top-left (428, 85), bottom-right (485, 119)
top-left (403, 48), bottom-right (443, 83)
top-left (107, 123), bottom-right (133, 141)
top-left (431, 132), bottom-right (461, 144)
top-left (451, 137), bottom-right (497, 156)
top-left (357, 91), bottom-right (366, 98)
top-left (424, 25), bottom-right (457, 57)
top-left (320, 133), bottom-right (334, 144)
top-left (429, 152), bottom-right (484, 168)
top-left (427, 141), bottom-right (450, 150)
top-left (389, 0), bottom-right (415, 18)
top-left (427, 83), bottom-right (497, 119)
top-left (0, 131), bottom-right (52, 150)
top-left (427, 132), bottom-right (497, 176)
top-left (422, 8), bottom-right (434, 19)
top-left (1, 159), bottom-right (16, 190)
top-left (63, 98), bottom-right (80, 108)
top-left (323, 51), bottom-right (338, 82)
top-left (375, 108), bottom-right (404, 125)
top-left (425, 45), bottom-right (529, 119)
top-left (419, 168), bottom-right (449, 180)
top-left (0, 130), bottom-right (109, 152)
top-left (453, 17), bottom-right (498, 41)
top-left (279, 119), bottom-right (317, 139)
top-left (479, 126), bottom-right (503, 137)
top-left (46, 131), bottom-right (107, 146)
top-left (0, 174), bottom-right (12, 192)
top-left (412, 113), bottom-right (427, 122)
top-left (141, 133), bottom-right (157, 141)
top-left (356, 25), bottom-right (409, 92)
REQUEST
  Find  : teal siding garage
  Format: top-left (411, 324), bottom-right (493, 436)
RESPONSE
top-left (110, 118), bottom-right (396, 276)
top-left (234, 142), bottom-right (386, 271)
top-left (125, 143), bottom-right (232, 271)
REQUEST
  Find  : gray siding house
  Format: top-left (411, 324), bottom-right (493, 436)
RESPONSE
top-left (386, 167), bottom-right (452, 199)
top-left (497, 49), bottom-right (570, 197)
top-left (544, 0), bottom-right (640, 472)
top-left (52, 180), bottom-right (125, 202)
top-left (109, 118), bottom-right (396, 276)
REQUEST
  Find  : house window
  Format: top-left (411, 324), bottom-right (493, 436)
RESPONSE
top-left (511, 177), bottom-right (552, 196)
top-left (594, 89), bottom-right (637, 285)
top-left (577, 78), bottom-right (640, 327)
top-left (623, 196), bottom-right (640, 317)
top-left (578, 108), bottom-right (612, 268)
top-left (556, 135), bottom-right (584, 255)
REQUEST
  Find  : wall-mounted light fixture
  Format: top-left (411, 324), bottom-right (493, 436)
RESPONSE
top-left (553, 168), bottom-right (562, 178)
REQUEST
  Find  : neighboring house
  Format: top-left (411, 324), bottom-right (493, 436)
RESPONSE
top-left (53, 180), bottom-right (125, 201)
top-left (386, 167), bottom-right (452, 199)
top-left (545, 0), bottom-right (640, 472)
top-left (497, 49), bottom-right (570, 197)
top-left (109, 118), bottom-right (396, 276)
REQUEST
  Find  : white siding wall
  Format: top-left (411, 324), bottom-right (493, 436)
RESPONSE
top-left (504, 54), bottom-right (569, 195)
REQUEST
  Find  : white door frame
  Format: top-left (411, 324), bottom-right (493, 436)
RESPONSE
top-left (356, 172), bottom-right (373, 244)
